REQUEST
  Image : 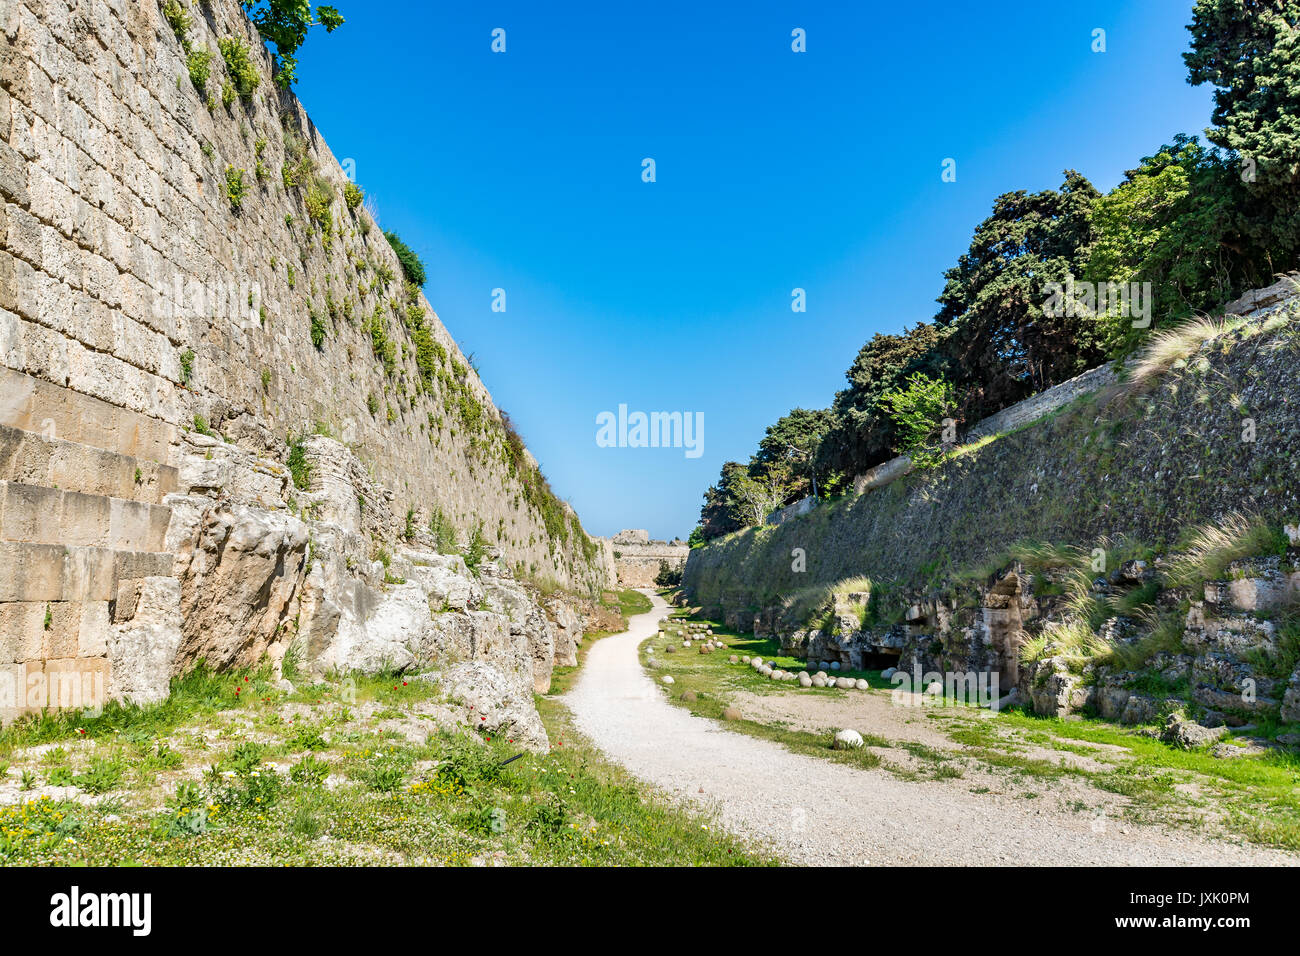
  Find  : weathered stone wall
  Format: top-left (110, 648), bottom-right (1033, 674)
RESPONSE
top-left (685, 281), bottom-right (1300, 617)
top-left (0, 0), bottom-right (613, 720)
top-left (601, 530), bottom-right (688, 587)
top-left (0, 0), bottom-right (610, 591)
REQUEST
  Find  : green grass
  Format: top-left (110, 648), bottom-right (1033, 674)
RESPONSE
top-left (0, 660), bottom-right (773, 866)
top-left (983, 708), bottom-right (1300, 849)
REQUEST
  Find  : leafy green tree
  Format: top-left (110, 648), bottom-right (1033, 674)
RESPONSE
top-left (1083, 137), bottom-right (1271, 354)
top-left (935, 171), bottom-right (1103, 421)
top-left (698, 461), bottom-right (747, 540)
top-left (752, 407), bottom-right (834, 501)
top-left (728, 468), bottom-right (792, 528)
top-left (816, 321), bottom-right (942, 484)
top-left (241, 1), bottom-right (344, 88)
top-left (1184, 0), bottom-right (1300, 259)
top-left (1185, 0), bottom-right (1300, 186)
top-left (879, 372), bottom-right (957, 466)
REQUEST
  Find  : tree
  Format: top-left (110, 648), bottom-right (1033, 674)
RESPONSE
top-left (698, 461), bottom-right (748, 540)
top-left (816, 321), bottom-right (943, 484)
top-left (1185, 0), bottom-right (1300, 187)
top-left (878, 372), bottom-right (957, 466)
top-left (242, 1), bottom-right (344, 87)
top-left (654, 560), bottom-right (683, 588)
top-left (729, 469), bottom-right (791, 527)
top-left (752, 407), bottom-right (834, 501)
top-left (1083, 137), bottom-right (1271, 354)
top-left (1184, 0), bottom-right (1300, 259)
top-left (935, 171), bottom-right (1103, 421)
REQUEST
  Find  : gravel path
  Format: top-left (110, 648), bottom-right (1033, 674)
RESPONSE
top-left (563, 591), bottom-right (1297, 866)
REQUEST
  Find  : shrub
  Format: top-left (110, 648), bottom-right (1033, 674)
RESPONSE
top-left (304, 178), bottom-right (334, 232)
top-left (309, 310), bottom-right (327, 349)
top-left (428, 507), bottom-right (458, 554)
top-left (654, 560), bottom-right (683, 588)
top-left (343, 182), bottom-right (363, 210)
top-left (287, 434), bottom-right (311, 490)
top-left (179, 348), bottom-right (195, 386)
top-left (224, 165), bottom-right (247, 210)
top-left (463, 521), bottom-right (488, 574)
top-left (217, 36), bottom-right (261, 101)
top-left (187, 48), bottom-right (213, 89)
top-left (384, 231), bottom-right (426, 286)
top-left (163, 0), bottom-right (192, 44)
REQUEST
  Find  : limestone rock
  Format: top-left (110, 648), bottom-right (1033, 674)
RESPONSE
top-left (441, 660), bottom-right (549, 752)
top-left (107, 576), bottom-right (183, 704)
top-left (1161, 714), bottom-right (1228, 750)
top-left (169, 499), bottom-right (309, 673)
top-left (1281, 666), bottom-right (1300, 724)
top-left (833, 729), bottom-right (864, 750)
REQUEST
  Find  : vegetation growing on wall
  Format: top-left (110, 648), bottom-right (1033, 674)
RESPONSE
top-left (384, 231), bottom-right (427, 287)
top-left (241, 0), bottom-right (345, 88)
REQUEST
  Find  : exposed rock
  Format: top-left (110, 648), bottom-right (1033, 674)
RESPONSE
top-left (1282, 666), bottom-right (1300, 724)
top-left (168, 498), bottom-right (309, 673)
top-left (107, 577), bottom-right (183, 704)
top-left (440, 661), bottom-right (549, 752)
top-left (833, 729), bottom-right (864, 750)
top-left (1161, 714), bottom-right (1228, 750)
top-left (722, 706), bottom-right (742, 721)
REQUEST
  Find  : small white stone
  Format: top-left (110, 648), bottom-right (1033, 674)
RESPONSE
top-left (833, 729), bottom-right (864, 750)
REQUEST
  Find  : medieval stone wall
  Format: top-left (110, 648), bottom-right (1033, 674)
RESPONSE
top-left (0, 0), bottom-right (613, 720)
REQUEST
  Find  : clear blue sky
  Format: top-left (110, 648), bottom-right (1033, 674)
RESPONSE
top-left (291, 0), bottom-right (1214, 540)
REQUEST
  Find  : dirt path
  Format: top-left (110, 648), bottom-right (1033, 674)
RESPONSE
top-left (563, 591), bottom-right (1296, 866)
